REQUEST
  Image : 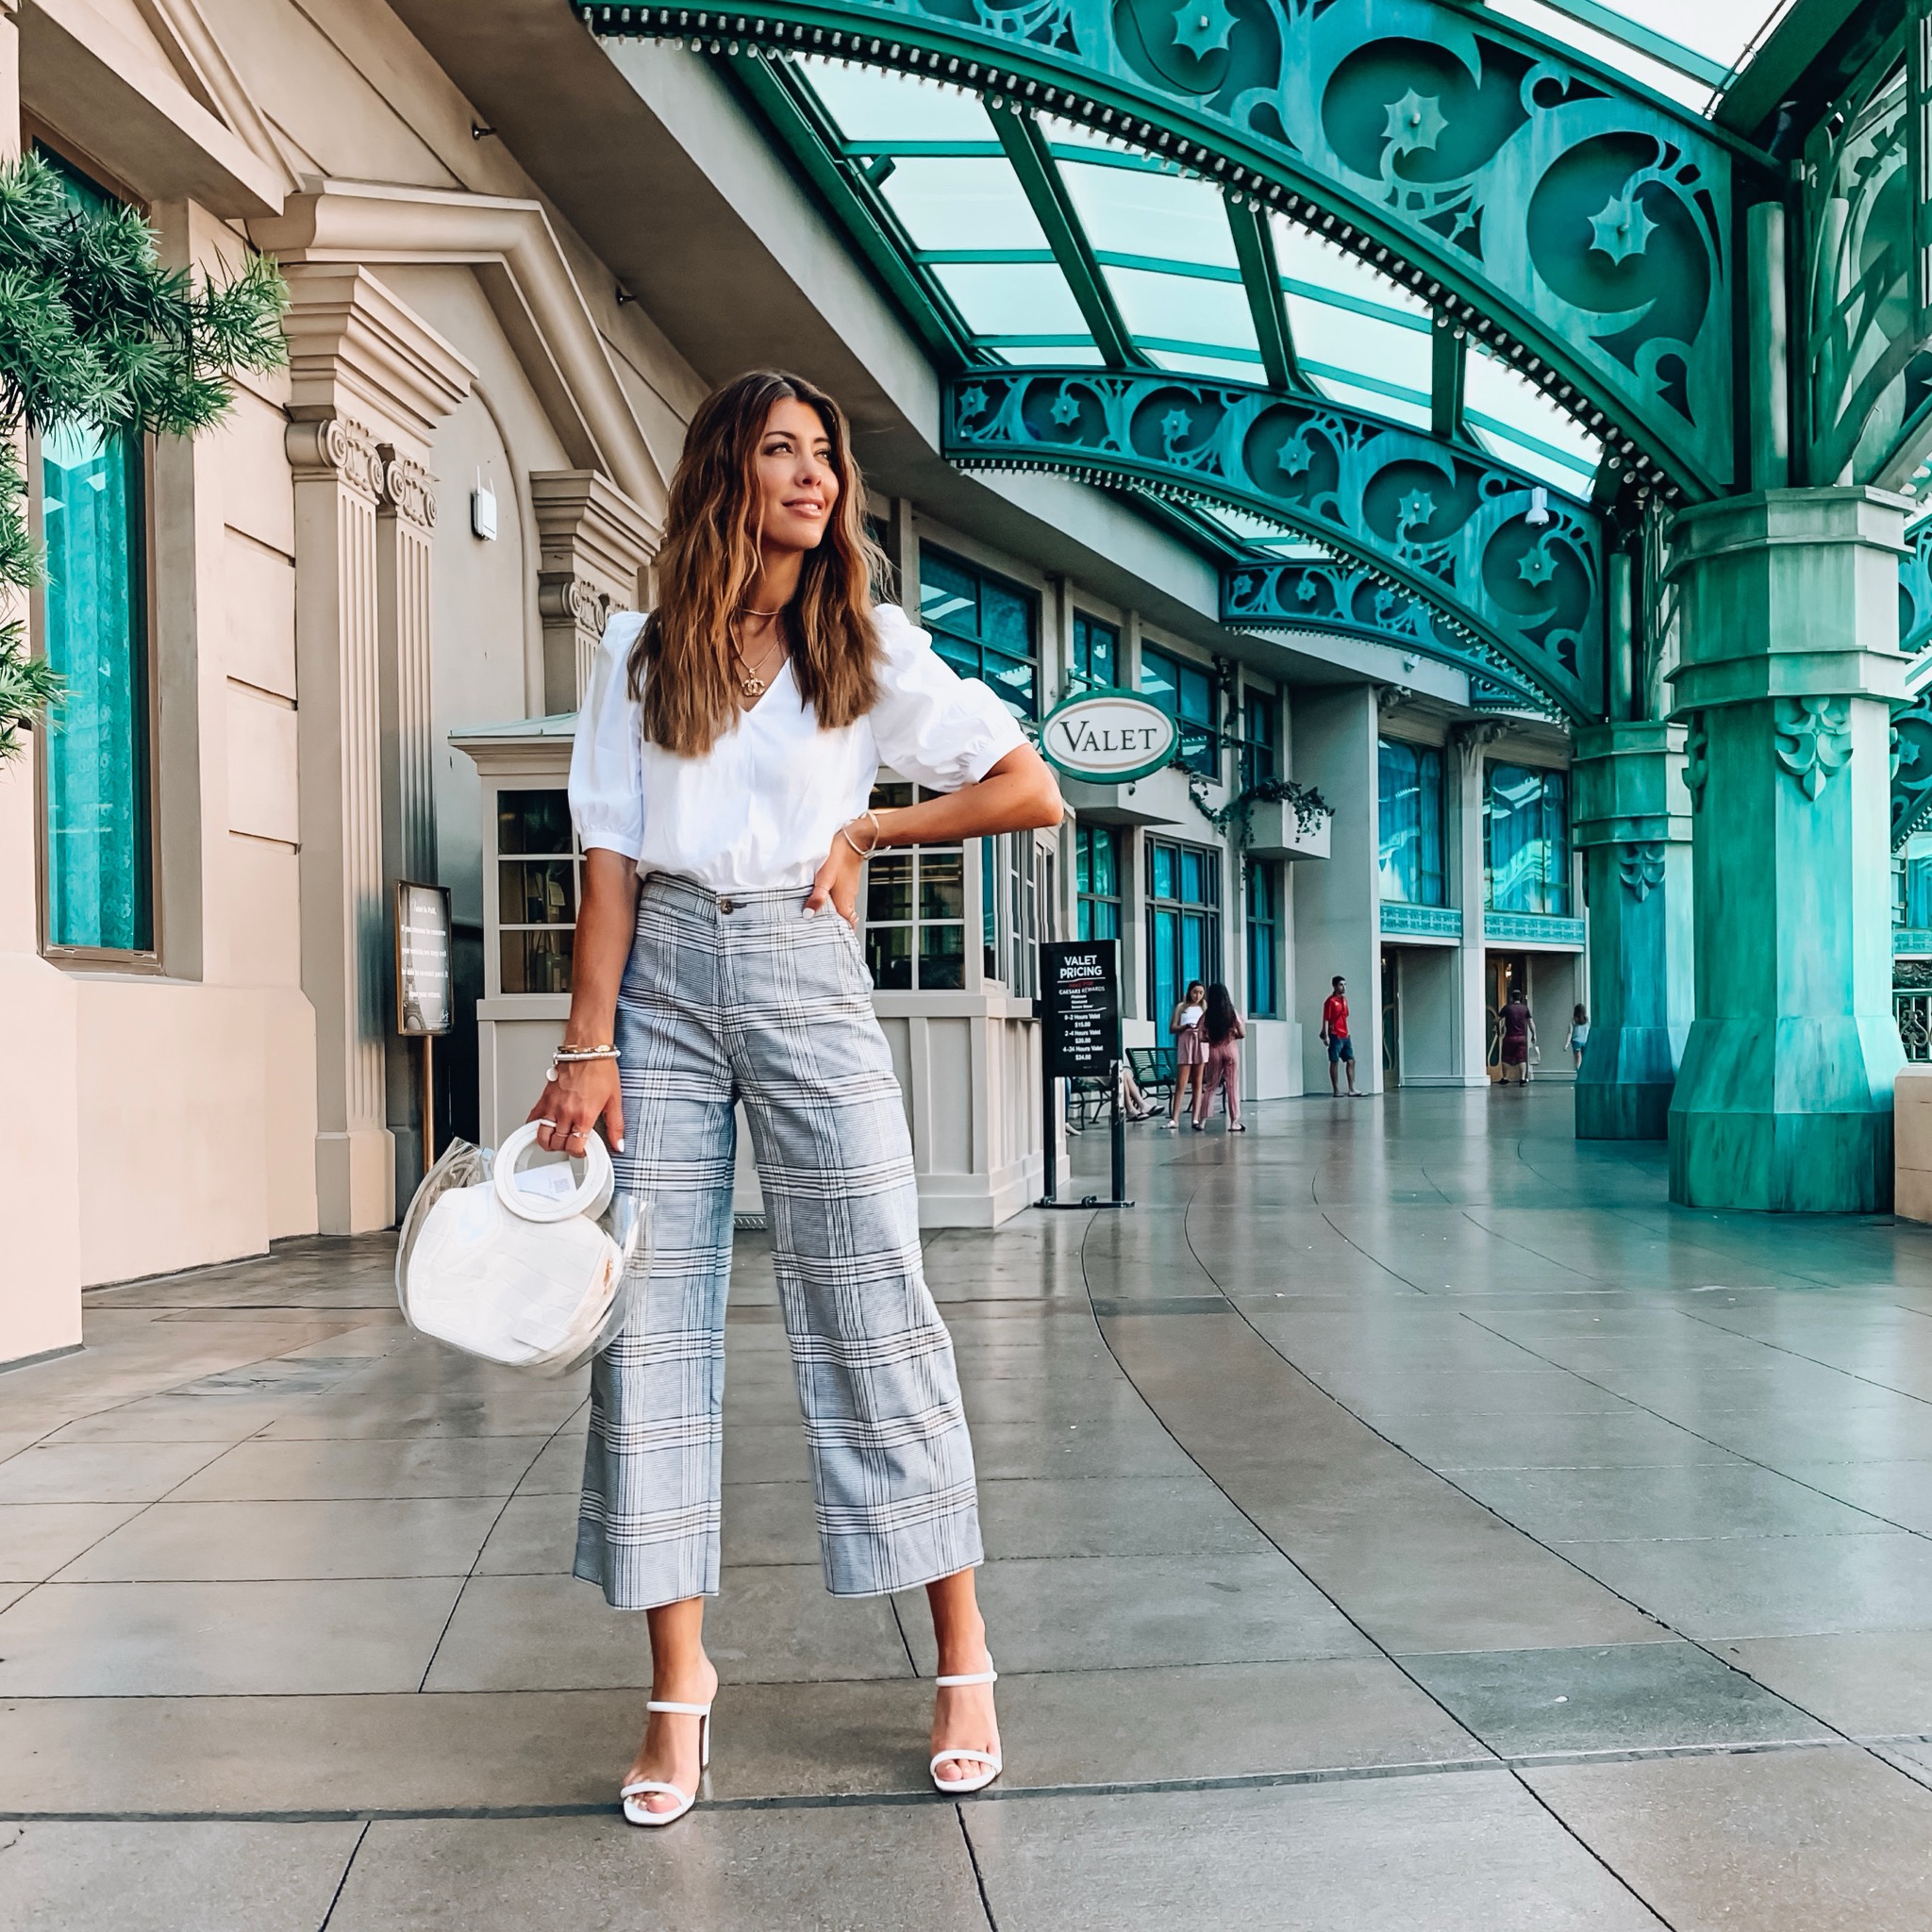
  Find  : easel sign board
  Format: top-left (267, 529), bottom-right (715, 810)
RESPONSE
top-left (1041, 941), bottom-right (1119, 1078)
top-left (395, 882), bottom-right (454, 1037)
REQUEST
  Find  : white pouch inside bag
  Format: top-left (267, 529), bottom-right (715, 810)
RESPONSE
top-left (395, 1123), bottom-right (646, 1376)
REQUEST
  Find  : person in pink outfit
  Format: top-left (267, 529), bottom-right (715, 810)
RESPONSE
top-left (1191, 983), bottom-right (1247, 1133)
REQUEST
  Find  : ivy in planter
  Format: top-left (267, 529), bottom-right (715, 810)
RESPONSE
top-left (1181, 761), bottom-right (1333, 849)
top-left (0, 154), bottom-right (288, 761)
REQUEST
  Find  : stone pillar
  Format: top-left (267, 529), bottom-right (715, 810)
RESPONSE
top-left (376, 450), bottom-right (440, 1197)
top-left (1571, 722), bottom-right (1692, 1138)
top-left (1291, 685), bottom-right (1381, 1092)
top-left (282, 265), bottom-right (474, 1230)
top-left (530, 470), bottom-right (658, 712)
top-left (1448, 722), bottom-right (1499, 1086)
top-left (1668, 488), bottom-right (1908, 1210)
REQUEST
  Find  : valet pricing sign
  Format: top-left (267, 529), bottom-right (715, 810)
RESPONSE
top-left (1041, 940), bottom-right (1119, 1079)
top-left (1039, 688), bottom-right (1177, 785)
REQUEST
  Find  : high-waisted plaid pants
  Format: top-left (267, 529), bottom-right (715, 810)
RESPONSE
top-left (575, 873), bottom-right (983, 1609)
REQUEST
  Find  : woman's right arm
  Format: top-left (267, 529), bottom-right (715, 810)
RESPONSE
top-left (528, 849), bottom-right (641, 1155)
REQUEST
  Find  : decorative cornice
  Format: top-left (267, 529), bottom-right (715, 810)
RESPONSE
top-left (378, 448), bottom-right (437, 530)
top-left (530, 468), bottom-right (659, 589)
top-left (251, 183), bottom-right (669, 513)
top-left (280, 262), bottom-right (475, 448)
top-left (284, 413), bottom-right (385, 500)
top-left (1618, 842), bottom-right (1668, 902)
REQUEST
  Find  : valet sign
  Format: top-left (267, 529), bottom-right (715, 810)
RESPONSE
top-left (1038, 688), bottom-right (1177, 785)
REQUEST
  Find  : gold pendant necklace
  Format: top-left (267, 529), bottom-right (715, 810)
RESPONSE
top-left (733, 636), bottom-right (784, 699)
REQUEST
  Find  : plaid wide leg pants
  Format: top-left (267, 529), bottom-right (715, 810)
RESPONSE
top-left (574, 874), bottom-right (983, 1609)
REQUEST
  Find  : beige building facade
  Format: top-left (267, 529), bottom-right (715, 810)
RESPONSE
top-left (0, 0), bottom-right (1574, 1370)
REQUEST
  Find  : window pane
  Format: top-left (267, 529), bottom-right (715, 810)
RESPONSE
top-left (1487, 762), bottom-right (1569, 915)
top-left (921, 850), bottom-right (965, 922)
top-left (1152, 908), bottom-right (1178, 1021)
top-left (1152, 841), bottom-right (1175, 900)
top-left (498, 790), bottom-right (574, 856)
top-left (1074, 613), bottom-right (1118, 689)
top-left (932, 633), bottom-right (981, 684)
top-left (868, 853), bottom-right (913, 924)
top-left (501, 927), bottom-right (573, 994)
top-left (867, 922), bottom-right (913, 991)
top-left (920, 551), bottom-right (978, 637)
top-left (1177, 662), bottom-right (1214, 727)
top-left (983, 649), bottom-right (1037, 719)
top-left (1140, 646), bottom-right (1178, 714)
top-left (981, 581), bottom-right (1034, 659)
top-left (919, 921), bottom-right (965, 989)
top-left (1180, 847), bottom-right (1204, 905)
top-left (42, 420), bottom-right (150, 951)
top-left (500, 859), bottom-right (575, 925)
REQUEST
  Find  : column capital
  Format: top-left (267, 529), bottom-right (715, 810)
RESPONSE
top-left (284, 413), bottom-right (385, 500)
top-left (1571, 720), bottom-right (1691, 850)
top-left (377, 448), bottom-right (437, 530)
top-left (1668, 487), bottom-right (1910, 714)
top-left (281, 263), bottom-right (475, 451)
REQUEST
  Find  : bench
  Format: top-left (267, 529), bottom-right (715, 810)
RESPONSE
top-left (1127, 1046), bottom-right (1177, 1110)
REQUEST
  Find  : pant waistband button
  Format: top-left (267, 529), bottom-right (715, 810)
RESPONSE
top-left (718, 897), bottom-right (735, 914)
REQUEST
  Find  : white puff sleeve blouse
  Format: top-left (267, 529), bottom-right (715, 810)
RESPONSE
top-left (567, 602), bottom-right (1028, 893)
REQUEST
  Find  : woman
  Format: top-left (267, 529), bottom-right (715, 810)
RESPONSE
top-left (534, 370), bottom-right (1063, 1826)
top-left (1192, 983), bottom-right (1247, 1132)
top-left (1568, 1003), bottom-right (1590, 1072)
top-left (1499, 985), bottom-right (1534, 1085)
top-left (1166, 980), bottom-right (1208, 1129)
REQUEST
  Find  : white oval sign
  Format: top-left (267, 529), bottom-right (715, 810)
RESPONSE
top-left (1039, 689), bottom-right (1178, 784)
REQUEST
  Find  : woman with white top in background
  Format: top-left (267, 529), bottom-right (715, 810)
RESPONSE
top-left (1166, 979), bottom-right (1208, 1129)
top-left (534, 370), bottom-right (1063, 1827)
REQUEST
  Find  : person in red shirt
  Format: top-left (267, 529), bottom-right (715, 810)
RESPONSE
top-left (1321, 974), bottom-right (1357, 1097)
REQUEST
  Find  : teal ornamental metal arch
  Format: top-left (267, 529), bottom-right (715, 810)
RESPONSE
top-left (571, 0), bottom-right (1758, 499)
top-left (1221, 558), bottom-right (1556, 714)
top-left (945, 366), bottom-right (1604, 718)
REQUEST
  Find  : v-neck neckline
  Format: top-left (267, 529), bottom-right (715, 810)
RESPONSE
top-left (737, 653), bottom-right (795, 722)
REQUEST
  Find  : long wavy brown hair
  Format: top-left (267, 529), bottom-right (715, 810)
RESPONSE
top-left (627, 370), bottom-right (888, 756)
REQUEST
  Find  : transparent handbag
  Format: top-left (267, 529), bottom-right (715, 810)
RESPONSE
top-left (394, 1122), bottom-right (647, 1377)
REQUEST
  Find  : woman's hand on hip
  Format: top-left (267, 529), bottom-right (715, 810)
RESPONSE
top-left (805, 826), bottom-right (866, 927)
top-left (529, 1055), bottom-right (625, 1156)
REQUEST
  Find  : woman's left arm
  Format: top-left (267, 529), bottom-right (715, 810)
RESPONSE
top-left (807, 745), bottom-right (1062, 921)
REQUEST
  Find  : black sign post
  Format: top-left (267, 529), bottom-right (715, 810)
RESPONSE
top-left (1036, 940), bottom-right (1132, 1211)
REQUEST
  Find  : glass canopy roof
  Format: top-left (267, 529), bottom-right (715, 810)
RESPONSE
top-left (796, 58), bottom-right (1606, 508)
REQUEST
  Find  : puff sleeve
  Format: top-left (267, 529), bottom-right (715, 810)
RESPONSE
top-left (867, 603), bottom-right (1027, 791)
top-left (568, 610), bottom-right (649, 858)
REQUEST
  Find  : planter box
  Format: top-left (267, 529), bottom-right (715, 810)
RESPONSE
top-left (1245, 798), bottom-right (1331, 860)
top-left (1061, 763), bottom-right (1195, 827)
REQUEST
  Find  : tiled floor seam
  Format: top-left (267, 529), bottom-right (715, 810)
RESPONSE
top-left (2, 1733), bottom-right (1889, 1824)
top-left (314, 1818), bottom-right (370, 1932)
top-left (412, 1402), bottom-right (591, 1694)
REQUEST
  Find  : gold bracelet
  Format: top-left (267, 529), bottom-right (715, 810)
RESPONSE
top-left (838, 824), bottom-right (871, 860)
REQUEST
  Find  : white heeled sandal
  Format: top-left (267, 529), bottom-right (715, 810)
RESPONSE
top-left (929, 1661), bottom-right (1002, 1795)
top-left (620, 1699), bottom-right (712, 1827)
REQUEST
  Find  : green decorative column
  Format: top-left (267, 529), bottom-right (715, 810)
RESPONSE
top-left (1668, 489), bottom-right (1908, 1211)
top-left (1572, 724), bottom-right (1692, 1139)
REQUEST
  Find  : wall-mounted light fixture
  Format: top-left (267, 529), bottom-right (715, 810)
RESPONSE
top-left (471, 472), bottom-right (497, 541)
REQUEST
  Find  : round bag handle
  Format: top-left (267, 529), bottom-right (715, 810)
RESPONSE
top-left (492, 1121), bottom-right (615, 1224)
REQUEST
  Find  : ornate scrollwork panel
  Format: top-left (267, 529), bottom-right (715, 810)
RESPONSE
top-left (1804, 29), bottom-right (1928, 491)
top-left (1221, 557), bottom-right (1555, 713)
top-left (378, 454), bottom-right (438, 530)
top-left (577, 0), bottom-right (1747, 494)
top-left (1893, 691), bottom-right (1932, 850)
top-left (949, 367), bottom-right (1603, 716)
